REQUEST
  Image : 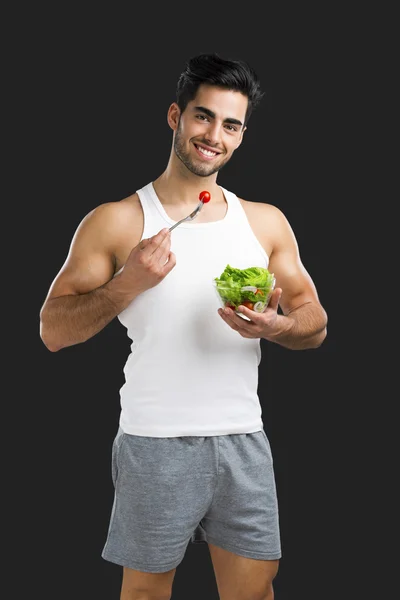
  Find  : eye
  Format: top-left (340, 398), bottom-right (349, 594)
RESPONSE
top-left (225, 124), bottom-right (238, 132)
top-left (196, 114), bottom-right (209, 122)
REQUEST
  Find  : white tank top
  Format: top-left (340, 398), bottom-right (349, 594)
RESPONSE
top-left (117, 182), bottom-right (270, 437)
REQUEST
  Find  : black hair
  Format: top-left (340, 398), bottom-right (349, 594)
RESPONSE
top-left (176, 53), bottom-right (264, 127)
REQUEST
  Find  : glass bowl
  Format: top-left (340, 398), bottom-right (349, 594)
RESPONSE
top-left (213, 278), bottom-right (276, 320)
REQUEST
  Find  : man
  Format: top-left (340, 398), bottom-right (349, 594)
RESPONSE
top-left (40, 53), bottom-right (327, 600)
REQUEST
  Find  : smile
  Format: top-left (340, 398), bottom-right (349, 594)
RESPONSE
top-left (194, 143), bottom-right (220, 160)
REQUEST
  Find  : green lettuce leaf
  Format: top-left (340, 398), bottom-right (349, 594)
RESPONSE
top-left (214, 264), bottom-right (275, 309)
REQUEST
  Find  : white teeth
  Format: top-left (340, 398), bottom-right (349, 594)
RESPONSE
top-left (197, 145), bottom-right (217, 157)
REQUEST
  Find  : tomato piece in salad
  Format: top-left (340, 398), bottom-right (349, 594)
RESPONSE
top-left (242, 301), bottom-right (254, 310)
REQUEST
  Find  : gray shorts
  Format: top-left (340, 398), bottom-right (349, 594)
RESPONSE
top-left (101, 427), bottom-right (281, 573)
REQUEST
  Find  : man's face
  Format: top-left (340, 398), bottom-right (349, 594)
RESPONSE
top-left (172, 84), bottom-right (248, 177)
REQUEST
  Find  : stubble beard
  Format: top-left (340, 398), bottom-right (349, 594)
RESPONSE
top-left (173, 121), bottom-right (231, 177)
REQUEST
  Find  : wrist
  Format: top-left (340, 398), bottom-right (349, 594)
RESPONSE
top-left (264, 314), bottom-right (295, 343)
top-left (105, 270), bottom-right (141, 312)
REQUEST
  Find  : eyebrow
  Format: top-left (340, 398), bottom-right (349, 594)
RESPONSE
top-left (193, 106), bottom-right (243, 127)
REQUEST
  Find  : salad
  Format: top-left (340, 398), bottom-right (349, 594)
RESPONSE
top-left (214, 264), bottom-right (275, 313)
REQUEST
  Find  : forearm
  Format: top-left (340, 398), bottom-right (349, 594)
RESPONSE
top-left (40, 273), bottom-right (138, 352)
top-left (265, 302), bottom-right (328, 350)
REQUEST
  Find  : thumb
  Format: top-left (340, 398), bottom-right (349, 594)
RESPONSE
top-left (268, 287), bottom-right (282, 311)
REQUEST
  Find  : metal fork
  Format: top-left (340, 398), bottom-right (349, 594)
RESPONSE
top-left (168, 200), bottom-right (205, 232)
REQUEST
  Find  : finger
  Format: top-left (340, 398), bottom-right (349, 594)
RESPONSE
top-left (138, 229), bottom-right (163, 250)
top-left (138, 238), bottom-right (151, 251)
top-left (160, 251), bottom-right (176, 276)
top-left (268, 288), bottom-right (282, 311)
top-left (152, 229), bottom-right (171, 262)
top-left (235, 304), bottom-right (258, 321)
top-left (219, 307), bottom-right (255, 331)
top-left (235, 299), bottom-right (266, 322)
top-left (218, 308), bottom-right (240, 331)
top-left (146, 228), bottom-right (170, 255)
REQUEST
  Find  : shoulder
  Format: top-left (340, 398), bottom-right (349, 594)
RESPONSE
top-left (81, 192), bottom-right (141, 228)
top-left (67, 192), bottom-right (144, 275)
top-left (74, 192), bottom-right (142, 242)
top-left (238, 196), bottom-right (286, 223)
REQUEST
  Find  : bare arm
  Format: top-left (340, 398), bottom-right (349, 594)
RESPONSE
top-left (39, 203), bottom-right (175, 352)
top-left (40, 275), bottom-right (139, 352)
top-left (266, 297), bottom-right (327, 350)
top-left (39, 204), bottom-right (134, 351)
top-left (265, 206), bottom-right (328, 350)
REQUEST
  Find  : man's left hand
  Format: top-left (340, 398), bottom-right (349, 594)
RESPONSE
top-left (218, 287), bottom-right (283, 339)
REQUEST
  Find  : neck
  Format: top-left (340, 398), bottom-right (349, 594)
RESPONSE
top-left (153, 155), bottom-right (222, 207)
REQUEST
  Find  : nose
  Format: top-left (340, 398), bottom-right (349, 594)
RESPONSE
top-left (204, 121), bottom-right (222, 147)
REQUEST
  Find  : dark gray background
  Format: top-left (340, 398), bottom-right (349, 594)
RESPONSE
top-left (8, 6), bottom-right (364, 600)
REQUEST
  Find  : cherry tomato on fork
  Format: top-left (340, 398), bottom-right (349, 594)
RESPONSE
top-left (199, 191), bottom-right (211, 203)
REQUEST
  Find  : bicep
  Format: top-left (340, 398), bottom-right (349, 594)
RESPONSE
top-left (43, 206), bottom-right (116, 302)
top-left (268, 209), bottom-right (322, 316)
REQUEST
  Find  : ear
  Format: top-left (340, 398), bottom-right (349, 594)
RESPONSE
top-left (167, 102), bottom-right (181, 131)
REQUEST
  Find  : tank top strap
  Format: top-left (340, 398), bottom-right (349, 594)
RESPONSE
top-left (219, 186), bottom-right (269, 264)
top-left (136, 183), bottom-right (169, 238)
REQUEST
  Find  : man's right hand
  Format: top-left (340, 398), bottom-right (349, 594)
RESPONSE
top-left (121, 227), bottom-right (176, 294)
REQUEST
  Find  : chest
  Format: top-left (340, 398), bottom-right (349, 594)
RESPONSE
top-left (114, 196), bottom-right (273, 274)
